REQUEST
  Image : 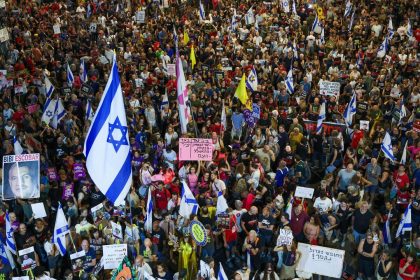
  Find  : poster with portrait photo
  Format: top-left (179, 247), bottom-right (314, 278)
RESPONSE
top-left (2, 154), bottom-right (40, 200)
top-left (70, 251), bottom-right (86, 273)
top-left (18, 246), bottom-right (36, 271)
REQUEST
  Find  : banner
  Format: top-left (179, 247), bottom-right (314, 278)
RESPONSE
top-left (276, 229), bottom-right (294, 246)
top-left (319, 81), bottom-right (340, 96)
top-left (62, 183), bottom-right (74, 200)
top-left (103, 244), bottom-right (128, 270)
top-left (18, 247), bottom-right (36, 271)
top-left (295, 186), bottom-right (314, 199)
top-left (47, 167), bottom-right (58, 181)
top-left (179, 138), bottom-right (214, 161)
top-left (303, 119), bottom-right (346, 135)
top-left (189, 220), bottom-right (207, 246)
top-left (296, 243), bottom-right (345, 278)
top-left (2, 154), bottom-right (40, 200)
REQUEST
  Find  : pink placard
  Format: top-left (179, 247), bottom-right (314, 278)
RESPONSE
top-left (178, 138), bottom-right (214, 161)
top-left (27, 104), bottom-right (39, 114)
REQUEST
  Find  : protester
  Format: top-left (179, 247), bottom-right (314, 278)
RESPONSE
top-left (0, 0), bottom-right (419, 279)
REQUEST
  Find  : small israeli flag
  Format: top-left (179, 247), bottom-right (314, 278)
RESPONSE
top-left (179, 181), bottom-right (199, 218)
top-left (218, 263), bottom-right (228, 280)
top-left (246, 67), bottom-right (258, 92)
top-left (67, 63), bottom-right (74, 86)
top-left (388, 17), bottom-right (394, 39)
top-left (86, 100), bottom-right (95, 121)
top-left (144, 187), bottom-right (153, 233)
top-left (396, 204), bottom-right (412, 238)
top-left (343, 92), bottom-right (357, 126)
top-left (383, 215), bottom-right (392, 244)
top-left (51, 99), bottom-right (66, 129)
top-left (312, 13), bottom-right (320, 32)
top-left (84, 53), bottom-right (133, 206)
top-left (285, 67), bottom-right (294, 94)
top-left (53, 203), bottom-right (69, 256)
top-left (381, 131), bottom-right (395, 162)
top-left (80, 60), bottom-right (88, 83)
top-left (44, 76), bottom-right (55, 98)
top-left (344, 0), bottom-right (352, 17)
top-left (377, 37), bottom-right (388, 58)
top-left (292, 0), bottom-right (297, 15)
top-left (199, 0), bottom-right (205, 21)
top-left (5, 212), bottom-right (16, 255)
top-left (316, 102), bottom-right (326, 134)
top-left (407, 19), bottom-right (413, 37)
top-left (245, 7), bottom-right (255, 25)
top-left (348, 10), bottom-right (355, 31)
top-left (13, 136), bottom-right (23, 155)
top-left (320, 27), bottom-right (325, 45)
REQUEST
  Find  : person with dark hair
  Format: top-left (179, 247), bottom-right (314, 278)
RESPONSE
top-left (6, 162), bottom-right (39, 199)
top-left (256, 263), bottom-right (280, 280)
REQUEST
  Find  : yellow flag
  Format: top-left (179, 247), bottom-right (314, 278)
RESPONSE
top-left (234, 74), bottom-right (251, 109)
top-left (183, 30), bottom-right (190, 45)
top-left (190, 45), bottom-right (196, 69)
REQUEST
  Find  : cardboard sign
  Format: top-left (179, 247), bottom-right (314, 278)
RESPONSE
top-left (295, 186), bottom-right (314, 199)
top-left (2, 153), bottom-right (40, 200)
top-left (167, 64), bottom-right (176, 76)
top-left (47, 167), bottom-right (58, 181)
top-left (103, 244), bottom-right (128, 269)
top-left (70, 251), bottom-right (86, 272)
top-left (252, 103), bottom-right (260, 119)
top-left (31, 202), bottom-right (47, 219)
top-left (360, 120), bottom-right (369, 131)
top-left (296, 243), bottom-right (345, 278)
top-left (319, 81), bottom-right (340, 96)
top-left (179, 138), bottom-right (214, 161)
top-left (136, 11), bottom-right (145, 23)
top-left (62, 183), bottom-right (74, 200)
top-left (53, 24), bottom-right (61, 35)
top-left (0, 28), bottom-right (9, 42)
top-left (276, 229), bottom-right (294, 246)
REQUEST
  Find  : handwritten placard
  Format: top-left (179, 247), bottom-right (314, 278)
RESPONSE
top-left (295, 186), bottom-right (314, 199)
top-left (319, 81), bottom-right (340, 96)
top-left (179, 138), bottom-right (214, 161)
top-left (276, 229), bottom-right (294, 246)
top-left (296, 243), bottom-right (345, 278)
top-left (167, 64), bottom-right (176, 76)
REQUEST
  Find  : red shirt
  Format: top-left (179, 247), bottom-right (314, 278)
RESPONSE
top-left (153, 188), bottom-right (170, 210)
top-left (394, 171), bottom-right (410, 190)
top-left (399, 259), bottom-right (418, 280)
top-left (351, 130), bottom-right (364, 149)
top-left (224, 215), bottom-right (238, 243)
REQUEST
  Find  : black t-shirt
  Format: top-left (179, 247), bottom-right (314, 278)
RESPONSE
top-left (258, 214), bottom-right (275, 234)
top-left (241, 212), bottom-right (259, 233)
top-left (412, 198), bottom-right (420, 217)
top-left (90, 189), bottom-right (105, 207)
top-left (0, 263), bottom-right (12, 279)
top-left (353, 209), bottom-right (374, 234)
top-left (151, 228), bottom-right (166, 252)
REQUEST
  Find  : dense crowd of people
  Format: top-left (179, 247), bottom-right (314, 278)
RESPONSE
top-left (0, 0), bottom-right (419, 279)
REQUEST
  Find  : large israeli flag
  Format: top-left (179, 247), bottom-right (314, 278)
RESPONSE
top-left (84, 54), bottom-right (133, 206)
top-left (53, 203), bottom-right (69, 256)
top-left (179, 181), bottom-right (199, 218)
top-left (316, 102), bottom-right (326, 134)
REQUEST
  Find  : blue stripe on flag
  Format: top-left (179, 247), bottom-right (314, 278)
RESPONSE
top-left (85, 62), bottom-right (120, 157)
top-left (105, 152), bottom-right (132, 203)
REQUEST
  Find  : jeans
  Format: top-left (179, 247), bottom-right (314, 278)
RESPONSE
top-left (276, 251), bottom-right (283, 271)
top-left (353, 229), bottom-right (366, 245)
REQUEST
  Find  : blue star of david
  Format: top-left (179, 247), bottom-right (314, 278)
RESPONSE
top-left (107, 116), bottom-right (128, 152)
top-left (46, 110), bottom-right (53, 117)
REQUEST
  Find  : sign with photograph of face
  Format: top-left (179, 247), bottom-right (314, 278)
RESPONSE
top-left (2, 154), bottom-right (40, 200)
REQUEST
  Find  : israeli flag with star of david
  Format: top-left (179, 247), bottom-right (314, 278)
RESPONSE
top-left (84, 54), bottom-right (132, 206)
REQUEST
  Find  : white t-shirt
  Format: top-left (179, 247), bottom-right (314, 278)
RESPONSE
top-left (313, 197), bottom-right (332, 213)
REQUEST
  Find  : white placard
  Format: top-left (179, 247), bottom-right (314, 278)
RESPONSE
top-left (111, 221), bottom-right (123, 239)
top-left (70, 250), bottom-right (86, 260)
top-left (31, 202), bottom-right (47, 219)
top-left (89, 23), bottom-right (97, 33)
top-left (0, 28), bottom-right (9, 42)
top-left (0, 0), bottom-right (5, 9)
top-left (276, 229), bottom-right (294, 246)
top-left (295, 186), bottom-right (314, 199)
top-left (319, 80), bottom-right (340, 96)
top-left (53, 24), bottom-right (61, 35)
top-left (296, 243), bottom-right (345, 278)
top-left (360, 120), bottom-right (369, 131)
top-left (91, 203), bottom-right (103, 213)
top-left (105, 50), bottom-right (114, 63)
top-left (99, 55), bottom-right (109, 65)
top-left (103, 244), bottom-right (128, 269)
top-left (136, 11), bottom-right (145, 23)
top-left (13, 277), bottom-right (30, 280)
top-left (167, 64), bottom-right (176, 76)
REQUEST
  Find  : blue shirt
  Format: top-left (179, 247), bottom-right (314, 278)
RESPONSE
top-left (275, 167), bottom-right (289, 187)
